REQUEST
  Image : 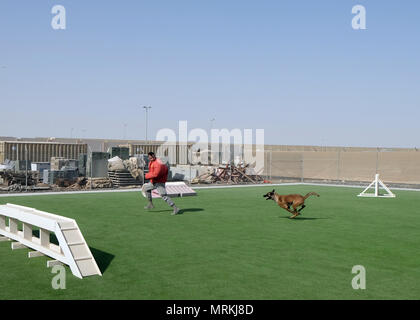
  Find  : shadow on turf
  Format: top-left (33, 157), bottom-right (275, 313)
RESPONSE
top-left (90, 247), bottom-right (115, 274)
top-left (180, 208), bottom-right (204, 214)
top-left (32, 230), bottom-right (115, 274)
top-left (32, 230), bottom-right (60, 245)
top-left (150, 208), bottom-right (204, 214)
top-left (278, 216), bottom-right (328, 221)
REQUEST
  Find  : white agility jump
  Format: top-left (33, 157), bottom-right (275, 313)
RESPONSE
top-left (151, 182), bottom-right (197, 198)
top-left (0, 203), bottom-right (101, 279)
top-left (358, 174), bottom-right (396, 198)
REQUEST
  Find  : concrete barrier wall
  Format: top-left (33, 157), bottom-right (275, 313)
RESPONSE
top-left (377, 152), bottom-right (420, 184)
top-left (339, 152), bottom-right (377, 182)
top-left (264, 150), bottom-right (420, 185)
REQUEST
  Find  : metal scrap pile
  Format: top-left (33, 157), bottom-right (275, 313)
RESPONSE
top-left (0, 183), bottom-right (24, 192)
top-left (0, 170), bottom-right (38, 187)
top-left (0, 170), bottom-right (51, 192)
top-left (65, 177), bottom-right (88, 190)
top-left (57, 177), bottom-right (112, 191)
top-left (191, 163), bottom-right (264, 184)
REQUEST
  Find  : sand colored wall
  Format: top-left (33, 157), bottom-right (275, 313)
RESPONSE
top-left (264, 150), bottom-right (420, 184)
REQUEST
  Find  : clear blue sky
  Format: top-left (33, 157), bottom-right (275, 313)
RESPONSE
top-left (0, 0), bottom-right (419, 147)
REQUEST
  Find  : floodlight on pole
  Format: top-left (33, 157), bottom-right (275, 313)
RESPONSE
top-left (87, 145), bottom-right (93, 190)
top-left (210, 118), bottom-right (216, 159)
top-left (142, 106), bottom-right (152, 143)
top-left (25, 145), bottom-right (28, 191)
top-left (210, 118), bottom-right (215, 130)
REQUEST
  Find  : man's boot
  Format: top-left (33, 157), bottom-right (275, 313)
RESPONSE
top-left (171, 206), bottom-right (180, 215)
top-left (144, 201), bottom-right (154, 210)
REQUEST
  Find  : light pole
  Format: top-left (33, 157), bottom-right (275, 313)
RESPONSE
top-left (210, 118), bottom-right (215, 163)
top-left (87, 145), bottom-right (93, 190)
top-left (25, 145), bottom-right (28, 191)
top-left (210, 118), bottom-right (215, 130)
top-left (142, 106), bottom-right (152, 143)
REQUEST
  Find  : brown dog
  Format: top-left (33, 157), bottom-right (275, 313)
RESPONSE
top-left (263, 189), bottom-right (320, 219)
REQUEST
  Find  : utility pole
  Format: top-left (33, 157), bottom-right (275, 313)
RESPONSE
top-left (210, 118), bottom-right (215, 130)
top-left (87, 145), bottom-right (93, 190)
top-left (25, 145), bottom-right (28, 191)
top-left (210, 118), bottom-right (215, 164)
top-left (142, 106), bottom-right (152, 143)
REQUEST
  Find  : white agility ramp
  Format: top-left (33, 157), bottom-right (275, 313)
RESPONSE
top-left (0, 203), bottom-right (102, 279)
top-left (358, 174), bottom-right (396, 198)
top-left (151, 182), bottom-right (197, 198)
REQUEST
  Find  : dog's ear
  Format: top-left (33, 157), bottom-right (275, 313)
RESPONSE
top-left (272, 189), bottom-right (275, 193)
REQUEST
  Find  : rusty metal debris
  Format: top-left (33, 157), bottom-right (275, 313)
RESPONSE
top-left (0, 170), bottom-right (38, 187)
top-left (191, 163), bottom-right (264, 184)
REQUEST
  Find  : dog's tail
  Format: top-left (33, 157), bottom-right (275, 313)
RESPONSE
top-left (303, 192), bottom-right (320, 200)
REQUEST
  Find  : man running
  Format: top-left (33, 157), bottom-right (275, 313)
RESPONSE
top-left (141, 152), bottom-right (180, 215)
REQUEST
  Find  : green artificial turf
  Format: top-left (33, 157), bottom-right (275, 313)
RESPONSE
top-left (0, 185), bottom-right (419, 300)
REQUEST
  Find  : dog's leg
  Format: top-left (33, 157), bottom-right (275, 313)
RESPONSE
top-left (290, 209), bottom-right (300, 218)
top-left (287, 205), bottom-right (300, 219)
top-left (298, 205), bottom-right (306, 212)
top-left (278, 201), bottom-right (300, 219)
top-left (291, 201), bottom-right (304, 218)
top-left (279, 203), bottom-right (295, 215)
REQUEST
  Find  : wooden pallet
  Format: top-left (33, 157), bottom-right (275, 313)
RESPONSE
top-left (108, 171), bottom-right (142, 187)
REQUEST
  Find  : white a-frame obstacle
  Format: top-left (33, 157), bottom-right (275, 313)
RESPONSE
top-left (358, 174), bottom-right (396, 198)
top-left (0, 203), bottom-right (102, 279)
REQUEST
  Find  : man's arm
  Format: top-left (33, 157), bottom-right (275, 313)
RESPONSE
top-left (145, 162), bottom-right (159, 180)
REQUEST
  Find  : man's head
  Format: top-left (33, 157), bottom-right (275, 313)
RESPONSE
top-left (148, 152), bottom-right (156, 162)
top-left (263, 189), bottom-right (276, 200)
